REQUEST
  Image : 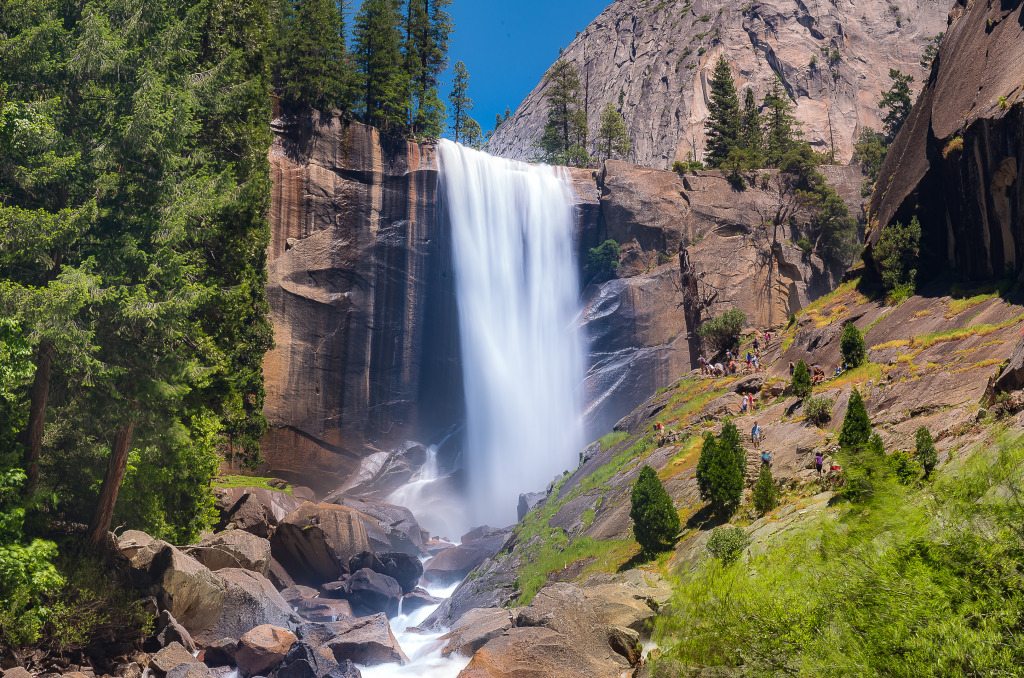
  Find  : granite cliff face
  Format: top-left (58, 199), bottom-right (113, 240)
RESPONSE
top-left (488, 0), bottom-right (947, 167)
top-left (260, 113), bottom-right (863, 483)
top-left (868, 0), bottom-right (1024, 280)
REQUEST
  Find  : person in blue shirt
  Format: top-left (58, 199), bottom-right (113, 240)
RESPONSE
top-left (751, 422), bottom-right (762, 449)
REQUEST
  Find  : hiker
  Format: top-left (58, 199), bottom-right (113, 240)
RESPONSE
top-left (714, 362), bottom-right (725, 376)
top-left (789, 361), bottom-right (795, 376)
top-left (812, 365), bottom-right (825, 386)
top-left (753, 336), bottom-right (760, 353)
top-left (761, 451), bottom-right (772, 466)
top-left (741, 394), bottom-right (748, 413)
top-left (751, 421), bottom-right (762, 449)
top-left (765, 331), bottom-right (771, 345)
top-left (728, 358), bottom-right (737, 374)
top-left (655, 422), bottom-right (665, 445)
top-left (834, 363), bottom-right (843, 377)
top-left (815, 452), bottom-right (824, 477)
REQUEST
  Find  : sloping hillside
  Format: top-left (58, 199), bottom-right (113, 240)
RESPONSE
top-left (488, 0), bottom-right (948, 167)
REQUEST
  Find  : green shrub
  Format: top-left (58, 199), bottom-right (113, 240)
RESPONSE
top-left (915, 426), bottom-right (938, 477)
top-left (874, 216), bottom-right (921, 299)
top-left (698, 308), bottom-right (746, 351)
top-left (586, 240), bottom-right (621, 282)
top-left (796, 237), bottom-right (813, 254)
top-left (803, 395), bottom-right (833, 426)
top-left (696, 423), bottom-right (745, 517)
top-left (868, 432), bottom-right (885, 456)
top-left (752, 465), bottom-right (779, 515)
top-left (840, 323), bottom-right (866, 367)
top-left (838, 388), bottom-right (871, 450)
top-left (888, 449), bottom-right (921, 485)
top-left (706, 526), bottom-right (749, 564)
top-left (792, 359), bottom-right (812, 399)
top-left (788, 313), bottom-right (796, 327)
top-left (630, 466), bottom-right (681, 554)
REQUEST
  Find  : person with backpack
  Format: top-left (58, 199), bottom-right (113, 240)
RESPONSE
top-left (751, 422), bottom-right (763, 449)
top-left (815, 452), bottom-right (824, 477)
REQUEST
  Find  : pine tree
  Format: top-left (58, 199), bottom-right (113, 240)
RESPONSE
top-left (276, 0), bottom-right (351, 111)
top-left (838, 388), bottom-right (872, 451)
top-left (915, 426), bottom-right (938, 477)
top-left (739, 88), bottom-right (764, 165)
top-left (840, 323), bottom-right (867, 368)
top-left (701, 428), bottom-right (744, 517)
top-left (868, 432), bottom-right (885, 456)
top-left (352, 0), bottom-right (407, 132)
top-left (752, 465), bottom-right (778, 515)
top-left (696, 432), bottom-right (717, 501)
top-left (763, 77), bottom-right (800, 167)
top-left (718, 421), bottom-right (746, 479)
top-left (597, 102), bottom-right (630, 161)
top-left (448, 60), bottom-right (473, 143)
top-left (539, 59), bottom-right (589, 166)
top-left (792, 360), bottom-right (812, 399)
top-left (879, 69), bottom-right (914, 142)
top-left (630, 465), bottom-right (681, 553)
top-left (704, 57), bottom-right (742, 168)
top-left (405, 0), bottom-right (452, 137)
top-left (463, 117), bottom-right (483, 149)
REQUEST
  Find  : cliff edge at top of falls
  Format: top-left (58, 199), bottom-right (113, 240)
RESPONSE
top-left (487, 0), bottom-right (949, 168)
top-left (867, 0), bottom-right (1024, 282)
top-left (258, 110), bottom-right (865, 491)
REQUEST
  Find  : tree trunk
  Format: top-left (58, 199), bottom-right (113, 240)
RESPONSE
top-left (87, 419), bottom-right (136, 550)
top-left (679, 249), bottom-right (704, 367)
top-left (21, 340), bottom-right (53, 497)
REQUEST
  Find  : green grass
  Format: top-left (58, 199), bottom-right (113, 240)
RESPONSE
top-left (911, 313), bottom-right (1024, 349)
top-left (212, 474), bottom-right (292, 494)
top-left (598, 431), bottom-right (629, 451)
top-left (798, 278), bottom-right (861, 319)
top-left (946, 291), bottom-right (999, 317)
top-left (516, 537), bottom-right (634, 606)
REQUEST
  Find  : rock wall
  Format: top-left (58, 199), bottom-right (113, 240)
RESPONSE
top-left (868, 0), bottom-right (1024, 281)
top-left (487, 0), bottom-right (948, 167)
top-left (262, 112), bottom-right (462, 492)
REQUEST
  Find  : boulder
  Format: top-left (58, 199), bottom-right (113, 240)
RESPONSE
top-left (439, 608), bottom-right (513, 658)
top-left (517, 492), bottom-right (545, 521)
top-left (201, 638), bottom-right (238, 667)
top-left (150, 545), bottom-right (227, 636)
top-left (422, 538), bottom-right (454, 556)
top-left (3, 670), bottom-right (32, 678)
top-left (340, 569), bottom-right (402, 618)
top-left (422, 535), bottom-right (505, 586)
top-left (235, 625), bottom-right (297, 677)
top-left (267, 558), bottom-right (296, 590)
top-left (607, 626), bottom-right (642, 666)
top-left (326, 497), bottom-right (429, 556)
top-left (117, 530), bottom-right (172, 588)
top-left (291, 487), bottom-right (316, 502)
top-left (280, 585), bottom-right (319, 606)
top-left (270, 641), bottom-right (361, 678)
top-left (166, 665), bottom-right (210, 678)
top-left (189, 531), bottom-right (272, 576)
top-left (295, 598), bottom-right (354, 623)
top-left (156, 610), bottom-right (196, 653)
top-left (459, 525), bottom-right (506, 544)
top-left (731, 374), bottom-right (766, 394)
top-left (151, 642), bottom-right (201, 675)
top-left (348, 551), bottom-right (422, 594)
top-left (196, 568), bottom-right (300, 645)
top-left (319, 580), bottom-right (348, 598)
top-left (457, 626), bottom-right (615, 678)
top-left (400, 588), bottom-right (441, 615)
top-left (323, 613), bottom-right (408, 667)
top-left (224, 493), bottom-right (276, 539)
top-left (271, 503), bottom-right (372, 586)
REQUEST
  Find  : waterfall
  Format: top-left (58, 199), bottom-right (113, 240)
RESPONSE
top-left (437, 140), bottom-right (585, 528)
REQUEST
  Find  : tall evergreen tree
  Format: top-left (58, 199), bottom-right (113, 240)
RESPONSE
top-left (462, 117), bottom-right (483, 149)
top-left (597, 102), bottom-right (630, 161)
top-left (838, 388), bottom-right (872, 451)
top-left (696, 432), bottom-right (717, 501)
top-left (739, 88), bottom-right (764, 164)
top-left (538, 59), bottom-right (589, 166)
top-left (879, 69), bottom-right (914, 141)
top-left (405, 0), bottom-right (452, 137)
top-left (762, 77), bottom-right (800, 167)
top-left (352, 0), bottom-right (407, 132)
top-left (630, 465), bottom-right (680, 553)
top-left (915, 426), bottom-right (938, 478)
top-left (704, 56), bottom-right (742, 168)
top-left (276, 0), bottom-right (351, 111)
top-left (448, 60), bottom-right (472, 143)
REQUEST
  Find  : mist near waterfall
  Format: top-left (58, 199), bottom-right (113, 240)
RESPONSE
top-left (437, 140), bottom-right (585, 529)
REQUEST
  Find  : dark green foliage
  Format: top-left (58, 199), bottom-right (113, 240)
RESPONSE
top-left (462, 117), bottom-right (483, 149)
top-left (275, 0), bottom-right (351, 111)
top-left (352, 0), bottom-right (408, 133)
top-left (879, 69), bottom-right (915, 141)
top-left (738, 88), bottom-right (764, 165)
top-left (597, 102), bottom-right (630, 160)
top-left (838, 388), bottom-right (871, 450)
top-left (697, 308), bottom-right (746, 352)
top-left (405, 0), bottom-right (453, 138)
top-left (752, 465), bottom-right (778, 515)
top-left (630, 465), bottom-right (680, 553)
top-left (840, 323), bottom-right (866, 368)
top-left (704, 57), bottom-right (742, 167)
top-left (853, 127), bottom-right (888, 184)
top-left (706, 526), bottom-right (749, 564)
top-left (804, 395), bottom-right (832, 426)
top-left (792, 360), bottom-right (812, 399)
top-left (868, 432), bottom-right (885, 456)
top-left (788, 313), bottom-right (796, 327)
top-left (696, 423), bottom-right (745, 517)
top-left (920, 33), bottom-right (944, 69)
top-left (916, 426), bottom-right (938, 477)
top-left (888, 449), bottom-right (921, 485)
top-left (874, 216), bottom-right (921, 299)
top-left (672, 157), bottom-right (706, 173)
top-left (762, 78), bottom-right (800, 167)
top-left (448, 60), bottom-right (473, 143)
top-left (539, 59), bottom-right (589, 167)
top-left (586, 240), bottom-right (621, 282)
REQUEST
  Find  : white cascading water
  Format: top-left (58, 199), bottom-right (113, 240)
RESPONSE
top-left (438, 139), bottom-right (585, 528)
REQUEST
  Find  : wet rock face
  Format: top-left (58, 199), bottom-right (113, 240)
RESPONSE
top-left (262, 111), bottom-right (462, 494)
top-left (487, 0), bottom-right (947, 167)
top-left (869, 0), bottom-right (1024, 282)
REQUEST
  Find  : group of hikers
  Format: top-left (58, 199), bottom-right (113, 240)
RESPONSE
top-left (698, 330), bottom-right (774, 377)
top-left (788, 360), bottom-right (850, 386)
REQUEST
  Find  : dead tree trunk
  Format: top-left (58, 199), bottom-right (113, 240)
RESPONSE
top-left (21, 340), bottom-right (53, 497)
top-left (87, 419), bottom-right (136, 550)
top-left (679, 249), bottom-right (704, 368)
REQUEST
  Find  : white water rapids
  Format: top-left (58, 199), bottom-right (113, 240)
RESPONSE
top-left (438, 139), bottom-right (585, 529)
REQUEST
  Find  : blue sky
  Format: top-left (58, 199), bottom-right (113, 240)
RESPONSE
top-left (440, 1), bottom-right (611, 137)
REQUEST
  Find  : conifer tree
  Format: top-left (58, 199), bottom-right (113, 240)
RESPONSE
top-left (696, 432), bottom-right (717, 501)
top-left (718, 421), bottom-right (746, 478)
top-left (838, 388), bottom-right (872, 450)
top-left (353, 0), bottom-right (407, 132)
top-left (763, 78), bottom-right (800, 167)
top-left (276, 0), bottom-right (351, 111)
top-left (752, 465), bottom-right (779, 515)
top-left (792, 360), bottom-right (812, 399)
top-left (915, 426), bottom-right (938, 477)
top-left (448, 60), bottom-right (473, 143)
top-left (879, 69), bottom-right (914, 142)
top-left (631, 465), bottom-right (680, 553)
top-left (704, 57), bottom-right (742, 168)
top-left (840, 323), bottom-right (867, 368)
top-left (463, 117), bottom-right (483, 149)
top-left (597, 102), bottom-right (630, 161)
top-left (539, 59), bottom-right (589, 166)
top-left (739, 88), bottom-right (764, 164)
top-left (700, 427), bottom-right (744, 517)
top-left (405, 0), bottom-right (453, 137)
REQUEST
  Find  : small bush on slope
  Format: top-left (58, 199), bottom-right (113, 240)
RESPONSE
top-left (630, 465), bottom-right (680, 554)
